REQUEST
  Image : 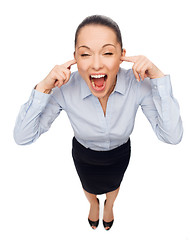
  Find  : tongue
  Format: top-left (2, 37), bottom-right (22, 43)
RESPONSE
top-left (94, 77), bottom-right (105, 87)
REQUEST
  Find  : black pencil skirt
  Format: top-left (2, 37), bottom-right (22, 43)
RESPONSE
top-left (72, 137), bottom-right (131, 195)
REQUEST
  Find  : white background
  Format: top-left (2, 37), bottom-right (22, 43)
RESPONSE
top-left (0, 0), bottom-right (195, 239)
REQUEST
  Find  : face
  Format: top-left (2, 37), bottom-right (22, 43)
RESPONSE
top-left (74, 25), bottom-right (126, 100)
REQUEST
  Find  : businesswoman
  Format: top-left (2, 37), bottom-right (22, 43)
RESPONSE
top-left (14, 15), bottom-right (183, 230)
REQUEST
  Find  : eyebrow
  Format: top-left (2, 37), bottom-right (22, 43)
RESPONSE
top-left (78, 44), bottom-right (116, 50)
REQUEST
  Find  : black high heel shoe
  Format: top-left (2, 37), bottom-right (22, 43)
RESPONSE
top-left (103, 200), bottom-right (114, 230)
top-left (88, 198), bottom-right (99, 229)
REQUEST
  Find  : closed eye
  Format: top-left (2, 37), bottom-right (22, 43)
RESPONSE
top-left (104, 52), bottom-right (113, 55)
top-left (81, 54), bottom-right (90, 57)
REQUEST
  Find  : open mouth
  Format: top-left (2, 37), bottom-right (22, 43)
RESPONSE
top-left (89, 74), bottom-right (108, 91)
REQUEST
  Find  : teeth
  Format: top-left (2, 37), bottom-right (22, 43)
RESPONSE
top-left (91, 74), bottom-right (106, 79)
top-left (92, 81), bottom-right (95, 87)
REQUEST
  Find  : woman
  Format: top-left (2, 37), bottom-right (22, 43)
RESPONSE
top-left (14, 15), bottom-right (183, 230)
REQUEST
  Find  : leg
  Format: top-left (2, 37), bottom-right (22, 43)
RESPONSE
top-left (103, 187), bottom-right (120, 230)
top-left (106, 187), bottom-right (120, 207)
top-left (83, 189), bottom-right (99, 229)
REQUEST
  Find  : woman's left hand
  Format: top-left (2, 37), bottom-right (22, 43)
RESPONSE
top-left (120, 55), bottom-right (164, 82)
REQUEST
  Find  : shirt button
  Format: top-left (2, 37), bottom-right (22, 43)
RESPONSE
top-left (37, 100), bottom-right (41, 104)
top-left (154, 86), bottom-right (157, 89)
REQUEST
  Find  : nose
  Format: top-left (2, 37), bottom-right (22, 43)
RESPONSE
top-left (91, 54), bottom-right (103, 71)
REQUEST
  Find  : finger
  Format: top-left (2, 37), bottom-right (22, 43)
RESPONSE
top-left (134, 60), bottom-right (148, 81)
top-left (132, 56), bottom-right (146, 71)
top-left (140, 70), bottom-right (146, 81)
top-left (62, 59), bottom-right (77, 69)
top-left (55, 71), bottom-right (66, 82)
top-left (57, 77), bottom-right (66, 88)
top-left (132, 62), bottom-right (143, 82)
top-left (60, 68), bottom-right (71, 84)
top-left (65, 70), bottom-right (71, 84)
top-left (120, 56), bottom-right (138, 63)
top-left (55, 81), bottom-right (58, 87)
top-left (144, 72), bottom-right (148, 79)
top-left (53, 72), bottom-right (65, 87)
top-left (58, 70), bottom-right (67, 81)
top-left (140, 62), bottom-right (150, 81)
top-left (132, 57), bottom-right (149, 80)
top-left (132, 67), bottom-right (140, 82)
top-left (54, 80), bottom-right (60, 87)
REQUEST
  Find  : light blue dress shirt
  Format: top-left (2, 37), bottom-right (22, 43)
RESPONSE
top-left (13, 68), bottom-right (183, 150)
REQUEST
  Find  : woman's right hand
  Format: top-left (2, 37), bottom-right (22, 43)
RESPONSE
top-left (36, 59), bottom-right (77, 93)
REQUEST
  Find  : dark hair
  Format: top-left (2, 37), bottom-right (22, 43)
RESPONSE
top-left (75, 15), bottom-right (123, 50)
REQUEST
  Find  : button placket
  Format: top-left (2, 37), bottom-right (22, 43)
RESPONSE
top-left (92, 96), bottom-right (111, 149)
top-left (104, 94), bottom-right (114, 148)
top-left (92, 96), bottom-right (107, 131)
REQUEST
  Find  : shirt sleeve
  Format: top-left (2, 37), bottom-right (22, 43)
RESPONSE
top-left (139, 75), bottom-right (183, 144)
top-left (13, 88), bottom-right (62, 145)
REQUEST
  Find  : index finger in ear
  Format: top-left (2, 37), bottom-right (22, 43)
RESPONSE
top-left (120, 56), bottom-right (138, 63)
top-left (63, 59), bottom-right (77, 69)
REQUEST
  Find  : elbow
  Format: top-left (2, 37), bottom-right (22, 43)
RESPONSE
top-left (160, 128), bottom-right (183, 145)
top-left (158, 118), bottom-right (184, 145)
top-left (13, 129), bottom-right (35, 146)
top-left (173, 130), bottom-right (184, 145)
top-left (13, 124), bottom-right (43, 145)
top-left (169, 123), bottom-right (184, 145)
top-left (13, 137), bottom-right (27, 146)
top-left (13, 136), bottom-right (21, 145)
top-left (168, 135), bottom-right (183, 145)
top-left (13, 128), bottom-right (23, 145)
top-left (13, 135), bottom-right (34, 146)
top-left (13, 132), bottom-right (28, 145)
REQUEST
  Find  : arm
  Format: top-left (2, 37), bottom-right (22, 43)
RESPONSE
top-left (120, 55), bottom-right (183, 144)
top-left (13, 59), bottom-right (77, 145)
top-left (13, 88), bottom-right (62, 145)
top-left (139, 75), bottom-right (183, 144)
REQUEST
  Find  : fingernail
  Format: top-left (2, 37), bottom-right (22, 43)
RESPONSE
top-left (136, 78), bottom-right (140, 82)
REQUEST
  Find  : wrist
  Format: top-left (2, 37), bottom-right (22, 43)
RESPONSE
top-left (150, 73), bottom-right (164, 79)
top-left (35, 82), bottom-right (52, 94)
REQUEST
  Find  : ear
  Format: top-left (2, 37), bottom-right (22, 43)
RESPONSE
top-left (120, 48), bottom-right (126, 63)
top-left (73, 51), bottom-right (76, 59)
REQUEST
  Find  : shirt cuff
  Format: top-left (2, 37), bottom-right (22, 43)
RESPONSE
top-left (29, 89), bottom-right (52, 110)
top-left (150, 75), bottom-right (172, 98)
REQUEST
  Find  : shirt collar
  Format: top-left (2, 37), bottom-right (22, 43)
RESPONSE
top-left (80, 76), bottom-right (92, 99)
top-left (114, 68), bottom-right (126, 95)
top-left (80, 67), bottom-right (126, 100)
